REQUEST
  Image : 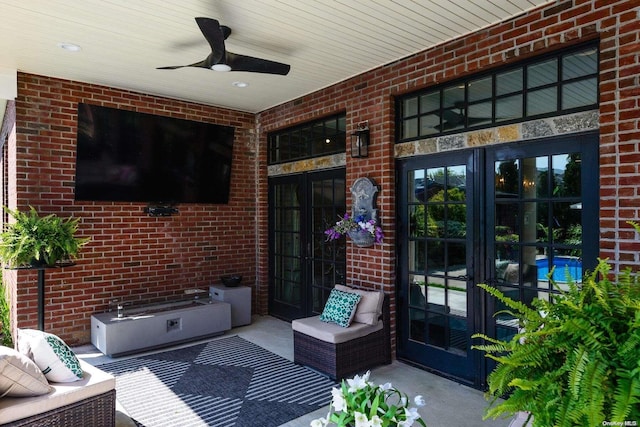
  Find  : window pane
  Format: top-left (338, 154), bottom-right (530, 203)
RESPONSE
top-left (563, 47), bottom-right (597, 79)
top-left (420, 92), bottom-right (440, 112)
top-left (562, 78), bottom-right (597, 109)
top-left (496, 94), bottom-right (523, 121)
top-left (527, 87), bottom-right (557, 115)
top-left (443, 85), bottom-right (465, 109)
top-left (468, 76), bottom-right (492, 102)
top-left (404, 97), bottom-right (419, 117)
top-left (403, 118), bottom-right (419, 139)
top-left (420, 114), bottom-right (440, 135)
top-left (527, 58), bottom-right (557, 89)
top-left (468, 102), bottom-right (492, 127)
top-left (497, 68), bottom-right (523, 95)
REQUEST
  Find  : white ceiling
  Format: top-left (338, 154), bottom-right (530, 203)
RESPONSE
top-left (0, 0), bottom-right (550, 113)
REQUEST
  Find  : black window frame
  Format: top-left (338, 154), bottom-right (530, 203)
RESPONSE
top-left (268, 113), bottom-right (346, 165)
top-left (397, 42), bottom-right (599, 143)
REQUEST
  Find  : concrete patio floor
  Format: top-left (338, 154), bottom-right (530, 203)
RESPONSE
top-left (75, 315), bottom-right (513, 427)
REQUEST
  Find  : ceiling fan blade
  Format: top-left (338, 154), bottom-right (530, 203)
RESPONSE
top-left (157, 59), bottom-right (209, 70)
top-left (226, 52), bottom-right (290, 75)
top-left (195, 17), bottom-right (226, 63)
top-left (441, 109), bottom-right (463, 124)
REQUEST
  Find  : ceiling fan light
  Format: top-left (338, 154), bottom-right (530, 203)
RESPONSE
top-left (211, 63), bottom-right (231, 72)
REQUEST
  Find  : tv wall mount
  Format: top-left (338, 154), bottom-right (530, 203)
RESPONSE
top-left (144, 204), bottom-right (179, 217)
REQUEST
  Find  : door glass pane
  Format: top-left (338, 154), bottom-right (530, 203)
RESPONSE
top-left (553, 153), bottom-right (581, 197)
top-left (426, 277), bottom-right (445, 307)
top-left (447, 242), bottom-right (466, 271)
top-left (495, 159), bottom-right (519, 195)
top-left (410, 308), bottom-right (426, 342)
top-left (448, 280), bottom-right (467, 316)
top-left (410, 169), bottom-right (425, 203)
top-left (408, 240), bottom-right (425, 271)
top-left (449, 316), bottom-right (468, 354)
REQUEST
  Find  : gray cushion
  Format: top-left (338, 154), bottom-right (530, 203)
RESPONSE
top-left (334, 285), bottom-right (384, 325)
top-left (292, 315), bottom-right (383, 344)
top-left (0, 345), bottom-right (51, 397)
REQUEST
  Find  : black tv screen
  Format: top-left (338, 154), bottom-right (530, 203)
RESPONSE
top-left (75, 103), bottom-right (235, 203)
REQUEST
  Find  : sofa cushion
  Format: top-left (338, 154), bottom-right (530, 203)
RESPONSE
top-left (334, 285), bottom-right (384, 326)
top-left (319, 288), bottom-right (361, 327)
top-left (0, 345), bottom-right (51, 397)
top-left (0, 359), bottom-right (115, 425)
top-left (293, 315), bottom-right (383, 344)
top-left (17, 329), bottom-right (83, 383)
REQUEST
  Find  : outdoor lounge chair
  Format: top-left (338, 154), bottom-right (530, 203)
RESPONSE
top-left (292, 291), bottom-right (391, 380)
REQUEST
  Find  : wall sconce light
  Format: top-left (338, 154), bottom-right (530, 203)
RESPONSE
top-left (350, 122), bottom-right (369, 158)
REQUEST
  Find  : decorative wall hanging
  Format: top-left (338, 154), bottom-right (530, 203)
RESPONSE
top-left (324, 177), bottom-right (383, 247)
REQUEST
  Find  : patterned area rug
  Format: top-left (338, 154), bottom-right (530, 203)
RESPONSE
top-left (99, 335), bottom-right (336, 427)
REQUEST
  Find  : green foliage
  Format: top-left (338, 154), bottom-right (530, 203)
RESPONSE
top-left (472, 228), bottom-right (640, 426)
top-left (0, 280), bottom-right (12, 347)
top-left (0, 206), bottom-right (90, 268)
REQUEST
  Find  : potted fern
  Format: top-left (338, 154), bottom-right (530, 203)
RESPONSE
top-left (472, 222), bottom-right (640, 427)
top-left (0, 207), bottom-right (89, 269)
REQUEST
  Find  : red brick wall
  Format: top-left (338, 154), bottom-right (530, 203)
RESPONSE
top-left (257, 0), bottom-right (640, 345)
top-left (8, 0), bottom-right (640, 346)
top-left (9, 74), bottom-right (255, 344)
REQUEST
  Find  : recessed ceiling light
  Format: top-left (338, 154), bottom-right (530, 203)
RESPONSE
top-left (232, 81), bottom-right (249, 88)
top-left (57, 42), bottom-right (81, 52)
top-left (211, 64), bottom-right (231, 72)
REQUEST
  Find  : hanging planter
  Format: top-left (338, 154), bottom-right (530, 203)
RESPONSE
top-left (324, 177), bottom-right (383, 248)
top-left (346, 229), bottom-right (376, 247)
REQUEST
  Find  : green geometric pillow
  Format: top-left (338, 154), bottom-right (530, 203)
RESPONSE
top-left (17, 329), bottom-right (83, 383)
top-left (319, 288), bottom-right (362, 327)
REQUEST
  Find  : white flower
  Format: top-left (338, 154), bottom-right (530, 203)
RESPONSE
top-left (347, 370), bottom-right (370, 392)
top-left (331, 387), bottom-right (347, 412)
top-left (404, 406), bottom-right (421, 424)
top-left (379, 382), bottom-right (393, 391)
top-left (370, 415), bottom-right (383, 427)
top-left (354, 411), bottom-right (370, 427)
top-left (310, 417), bottom-right (328, 427)
top-left (414, 395), bottom-right (426, 406)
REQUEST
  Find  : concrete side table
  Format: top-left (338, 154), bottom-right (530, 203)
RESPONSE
top-left (209, 285), bottom-right (252, 327)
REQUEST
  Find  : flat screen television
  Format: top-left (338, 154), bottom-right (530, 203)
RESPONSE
top-left (75, 103), bottom-right (235, 203)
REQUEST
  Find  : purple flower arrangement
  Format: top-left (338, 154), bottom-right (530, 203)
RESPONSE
top-left (324, 213), bottom-right (384, 244)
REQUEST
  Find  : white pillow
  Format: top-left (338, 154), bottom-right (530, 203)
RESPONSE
top-left (0, 345), bottom-right (51, 397)
top-left (334, 285), bottom-right (384, 326)
top-left (17, 329), bottom-right (83, 383)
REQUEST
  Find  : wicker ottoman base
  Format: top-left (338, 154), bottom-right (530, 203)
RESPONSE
top-left (5, 389), bottom-right (116, 427)
top-left (293, 295), bottom-right (391, 380)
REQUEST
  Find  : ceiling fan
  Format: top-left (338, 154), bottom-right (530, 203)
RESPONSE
top-left (158, 17), bottom-right (291, 75)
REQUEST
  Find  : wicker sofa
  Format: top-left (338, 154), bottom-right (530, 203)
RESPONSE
top-left (292, 292), bottom-right (391, 380)
top-left (0, 359), bottom-right (116, 427)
